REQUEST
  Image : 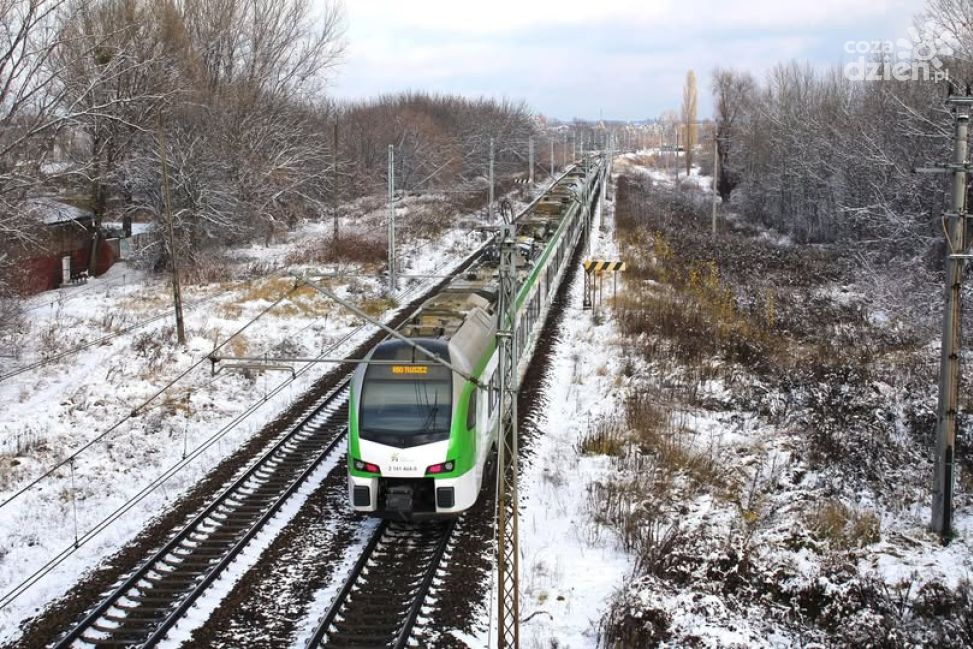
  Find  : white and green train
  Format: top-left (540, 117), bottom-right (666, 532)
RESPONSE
top-left (348, 156), bottom-right (605, 519)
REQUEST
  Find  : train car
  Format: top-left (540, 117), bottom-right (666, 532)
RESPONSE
top-left (347, 158), bottom-right (604, 519)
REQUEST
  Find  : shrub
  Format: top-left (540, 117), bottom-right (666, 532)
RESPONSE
top-left (577, 417), bottom-right (626, 457)
top-left (286, 232), bottom-right (386, 266)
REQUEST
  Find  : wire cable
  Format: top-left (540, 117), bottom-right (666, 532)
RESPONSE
top-left (0, 286), bottom-right (298, 513)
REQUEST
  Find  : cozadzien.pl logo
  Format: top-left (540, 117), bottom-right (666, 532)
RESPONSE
top-left (844, 25), bottom-right (953, 82)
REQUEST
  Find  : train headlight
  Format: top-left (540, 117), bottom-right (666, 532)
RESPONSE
top-left (426, 460), bottom-right (455, 475)
top-left (352, 458), bottom-right (381, 474)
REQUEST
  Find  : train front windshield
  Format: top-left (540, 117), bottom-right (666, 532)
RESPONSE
top-left (359, 341), bottom-right (453, 447)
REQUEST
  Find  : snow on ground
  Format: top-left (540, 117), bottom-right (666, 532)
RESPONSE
top-left (440, 174), bottom-right (635, 648)
top-left (597, 154), bottom-right (973, 646)
top-left (0, 183), bottom-right (549, 642)
top-left (513, 180), bottom-right (632, 647)
top-left (451, 153), bottom-right (973, 647)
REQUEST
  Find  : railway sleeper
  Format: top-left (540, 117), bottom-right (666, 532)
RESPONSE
top-left (82, 636), bottom-right (162, 646)
top-left (205, 515), bottom-right (252, 528)
top-left (241, 487), bottom-right (285, 500)
top-left (182, 538), bottom-right (236, 551)
top-left (114, 599), bottom-right (175, 612)
top-left (220, 504), bottom-right (273, 516)
top-left (88, 621), bottom-right (151, 637)
top-left (337, 602), bottom-right (411, 620)
top-left (139, 583), bottom-right (197, 595)
top-left (188, 530), bottom-right (244, 544)
top-left (175, 539), bottom-right (231, 553)
top-left (145, 568), bottom-right (210, 584)
top-left (102, 612), bottom-right (166, 625)
top-left (325, 625), bottom-right (398, 644)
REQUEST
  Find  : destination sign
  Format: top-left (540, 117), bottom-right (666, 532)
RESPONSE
top-left (391, 365), bottom-right (429, 375)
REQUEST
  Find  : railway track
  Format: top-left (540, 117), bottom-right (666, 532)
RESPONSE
top-left (306, 520), bottom-right (458, 649)
top-left (53, 387), bottom-right (352, 648)
top-left (49, 261), bottom-right (477, 648)
top-left (45, 172), bottom-right (581, 648)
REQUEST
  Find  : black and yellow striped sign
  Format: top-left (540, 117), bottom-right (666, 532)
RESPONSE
top-left (583, 260), bottom-right (626, 274)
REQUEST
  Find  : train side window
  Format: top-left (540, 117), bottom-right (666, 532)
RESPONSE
top-left (467, 388), bottom-right (478, 430)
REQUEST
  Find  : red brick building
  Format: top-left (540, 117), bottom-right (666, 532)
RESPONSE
top-left (11, 199), bottom-right (118, 294)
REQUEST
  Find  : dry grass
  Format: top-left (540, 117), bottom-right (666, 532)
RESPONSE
top-left (359, 296), bottom-right (397, 318)
top-left (285, 232), bottom-right (386, 266)
top-left (221, 278), bottom-right (334, 319)
top-left (216, 302), bottom-right (244, 319)
top-left (806, 499), bottom-right (881, 550)
top-left (585, 391), bottom-right (727, 583)
top-left (577, 417), bottom-right (626, 457)
top-left (228, 333), bottom-right (249, 357)
top-left (118, 292), bottom-right (169, 313)
top-left (239, 277), bottom-right (299, 303)
top-left (614, 230), bottom-right (783, 380)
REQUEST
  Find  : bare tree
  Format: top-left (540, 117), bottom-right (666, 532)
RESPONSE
top-left (682, 70), bottom-right (698, 175)
top-left (711, 67), bottom-right (756, 201)
top-left (0, 0), bottom-right (79, 247)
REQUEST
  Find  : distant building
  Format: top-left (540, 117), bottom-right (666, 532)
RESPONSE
top-left (11, 198), bottom-right (119, 294)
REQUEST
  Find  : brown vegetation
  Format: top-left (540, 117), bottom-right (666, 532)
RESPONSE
top-left (596, 168), bottom-right (969, 648)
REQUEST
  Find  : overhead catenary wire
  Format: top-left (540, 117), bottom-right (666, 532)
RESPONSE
top-left (0, 285), bottom-right (299, 513)
top-left (22, 271), bottom-right (132, 313)
top-left (0, 244), bottom-right (475, 612)
top-left (0, 266), bottom-right (293, 384)
top-left (0, 156), bottom-right (581, 613)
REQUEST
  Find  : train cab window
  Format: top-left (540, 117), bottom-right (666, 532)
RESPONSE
top-left (466, 389), bottom-right (477, 430)
top-left (359, 340), bottom-right (453, 448)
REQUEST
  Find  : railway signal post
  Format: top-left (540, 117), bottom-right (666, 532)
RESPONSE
top-left (496, 222), bottom-right (521, 649)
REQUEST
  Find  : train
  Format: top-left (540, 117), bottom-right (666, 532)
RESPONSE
top-left (347, 156), bottom-right (606, 519)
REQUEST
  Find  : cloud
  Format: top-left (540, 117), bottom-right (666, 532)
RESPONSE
top-left (326, 0), bottom-right (928, 119)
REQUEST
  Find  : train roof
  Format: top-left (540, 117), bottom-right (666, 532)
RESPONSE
top-left (399, 163), bottom-right (595, 346)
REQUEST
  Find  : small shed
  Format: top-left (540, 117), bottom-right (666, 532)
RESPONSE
top-left (15, 198), bottom-right (118, 294)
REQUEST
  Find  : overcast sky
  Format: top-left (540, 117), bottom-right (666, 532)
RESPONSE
top-left (324, 0), bottom-right (928, 121)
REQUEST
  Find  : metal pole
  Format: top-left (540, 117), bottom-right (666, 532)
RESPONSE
top-left (585, 155), bottom-right (591, 255)
top-left (387, 144), bottom-right (396, 294)
top-left (528, 136), bottom-right (534, 187)
top-left (332, 119), bottom-right (339, 242)
top-left (550, 139), bottom-right (555, 180)
top-left (711, 137), bottom-right (719, 235)
top-left (157, 115), bottom-right (185, 345)
top-left (600, 149), bottom-right (607, 218)
top-left (489, 138), bottom-right (495, 221)
top-left (562, 133), bottom-right (567, 168)
top-left (496, 222), bottom-right (520, 649)
top-left (69, 459), bottom-right (79, 548)
top-left (932, 102), bottom-right (970, 542)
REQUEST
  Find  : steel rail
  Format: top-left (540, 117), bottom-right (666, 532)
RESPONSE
top-left (48, 173), bottom-right (578, 648)
top-left (304, 520), bottom-right (457, 649)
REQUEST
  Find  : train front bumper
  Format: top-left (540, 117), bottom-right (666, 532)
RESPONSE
top-left (348, 468), bottom-right (479, 518)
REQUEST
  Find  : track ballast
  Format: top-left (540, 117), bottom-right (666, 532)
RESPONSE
top-left (306, 520), bottom-right (457, 649)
